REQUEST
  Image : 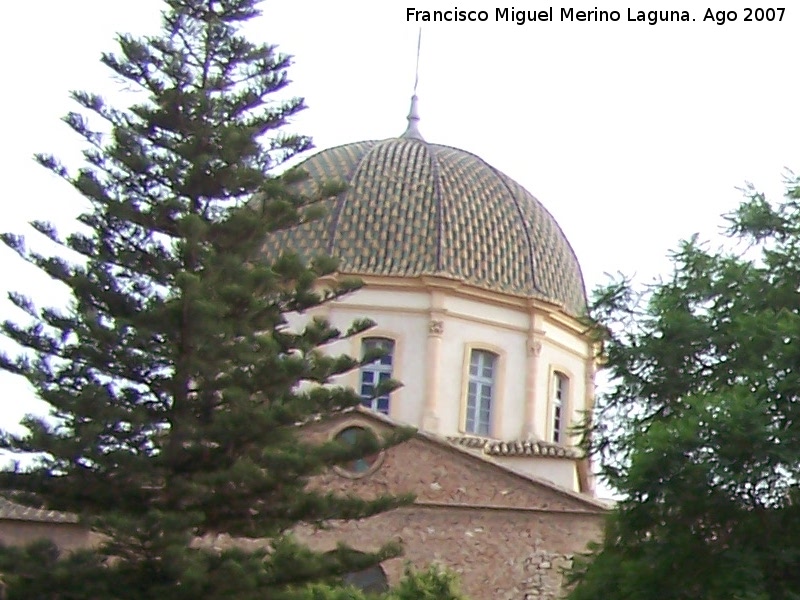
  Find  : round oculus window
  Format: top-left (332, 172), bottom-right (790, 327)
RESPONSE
top-left (334, 425), bottom-right (384, 478)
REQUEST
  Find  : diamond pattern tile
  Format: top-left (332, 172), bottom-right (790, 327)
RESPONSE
top-left (263, 138), bottom-right (586, 316)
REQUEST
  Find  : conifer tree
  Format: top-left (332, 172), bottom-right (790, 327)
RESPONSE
top-left (0, 1), bottom-right (463, 598)
top-left (568, 175), bottom-right (800, 600)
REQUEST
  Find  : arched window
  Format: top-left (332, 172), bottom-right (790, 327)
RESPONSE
top-left (359, 337), bottom-right (394, 415)
top-left (344, 565), bottom-right (389, 593)
top-left (466, 349), bottom-right (497, 435)
top-left (552, 371), bottom-right (569, 443)
top-left (324, 549), bottom-right (389, 593)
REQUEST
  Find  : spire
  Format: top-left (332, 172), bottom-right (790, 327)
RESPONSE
top-left (403, 95), bottom-right (423, 140)
top-left (401, 29), bottom-right (425, 141)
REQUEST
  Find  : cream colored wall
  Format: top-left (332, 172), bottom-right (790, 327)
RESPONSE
top-left (533, 336), bottom-right (591, 444)
top-left (284, 290), bottom-right (430, 426)
top-left (331, 286), bottom-right (593, 442)
top-left (443, 295), bottom-right (529, 330)
top-left (436, 314), bottom-right (528, 439)
top-left (288, 282), bottom-right (596, 493)
top-left (493, 456), bottom-right (579, 491)
top-left (335, 288), bottom-right (431, 312)
top-left (540, 315), bottom-right (590, 355)
top-left (326, 305), bottom-right (429, 426)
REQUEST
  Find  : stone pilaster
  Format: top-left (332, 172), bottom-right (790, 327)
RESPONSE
top-left (523, 337), bottom-right (542, 438)
top-left (422, 317), bottom-right (444, 432)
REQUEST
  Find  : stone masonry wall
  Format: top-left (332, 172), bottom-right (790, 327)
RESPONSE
top-left (307, 415), bottom-right (606, 514)
top-left (0, 520), bottom-right (97, 552)
top-left (296, 505), bottom-right (602, 600)
top-left (300, 413), bottom-right (606, 599)
top-left (0, 412), bottom-right (606, 599)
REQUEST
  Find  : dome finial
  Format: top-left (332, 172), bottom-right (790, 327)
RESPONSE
top-left (403, 95), bottom-right (423, 140)
top-left (402, 29), bottom-right (425, 141)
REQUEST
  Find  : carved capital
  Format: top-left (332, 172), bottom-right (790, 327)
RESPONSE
top-left (428, 319), bottom-right (444, 335)
top-left (528, 340), bottom-right (542, 356)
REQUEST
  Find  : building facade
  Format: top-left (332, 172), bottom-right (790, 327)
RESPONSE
top-left (273, 99), bottom-right (607, 598)
top-left (270, 97), bottom-right (598, 495)
top-left (0, 99), bottom-right (606, 599)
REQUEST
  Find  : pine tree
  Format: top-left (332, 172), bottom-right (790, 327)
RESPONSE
top-left (0, 1), bottom-right (462, 597)
top-left (567, 175), bottom-right (800, 600)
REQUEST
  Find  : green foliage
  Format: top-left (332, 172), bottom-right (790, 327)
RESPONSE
top-left (300, 565), bottom-right (465, 600)
top-left (0, 0), bottom-right (448, 597)
top-left (386, 565), bottom-right (464, 600)
top-left (568, 173), bottom-right (800, 600)
top-left (0, 542), bottom-right (467, 600)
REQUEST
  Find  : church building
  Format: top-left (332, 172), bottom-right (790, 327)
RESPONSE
top-left (0, 97), bottom-right (607, 600)
top-left (276, 97), bottom-right (608, 598)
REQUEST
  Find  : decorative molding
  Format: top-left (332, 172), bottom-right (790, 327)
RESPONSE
top-left (459, 342), bottom-right (507, 439)
top-left (428, 319), bottom-right (444, 335)
top-left (424, 325), bottom-right (444, 433)
top-left (329, 421), bottom-right (386, 480)
top-left (0, 498), bottom-right (78, 524)
top-left (447, 435), bottom-right (580, 459)
top-left (528, 340), bottom-right (543, 356)
top-left (321, 272), bottom-right (590, 335)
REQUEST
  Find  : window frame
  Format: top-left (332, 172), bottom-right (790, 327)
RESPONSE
top-left (357, 335), bottom-right (397, 416)
top-left (460, 343), bottom-right (505, 437)
top-left (550, 369), bottom-right (571, 444)
top-left (330, 421), bottom-right (385, 479)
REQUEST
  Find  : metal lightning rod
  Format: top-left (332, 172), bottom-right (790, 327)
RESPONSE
top-left (414, 28), bottom-right (422, 94)
top-left (403, 28), bottom-right (424, 140)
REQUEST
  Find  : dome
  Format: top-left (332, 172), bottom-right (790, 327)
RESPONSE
top-left (266, 136), bottom-right (587, 316)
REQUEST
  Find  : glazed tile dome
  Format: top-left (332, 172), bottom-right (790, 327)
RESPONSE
top-left (266, 134), bottom-right (587, 316)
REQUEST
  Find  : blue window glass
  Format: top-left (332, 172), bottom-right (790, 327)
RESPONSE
top-left (336, 426), bottom-right (379, 474)
top-left (360, 338), bottom-right (394, 415)
top-left (465, 349), bottom-right (496, 435)
top-left (552, 372), bottom-right (568, 443)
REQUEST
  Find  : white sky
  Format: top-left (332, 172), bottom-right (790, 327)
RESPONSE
top-left (0, 1), bottom-right (798, 431)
